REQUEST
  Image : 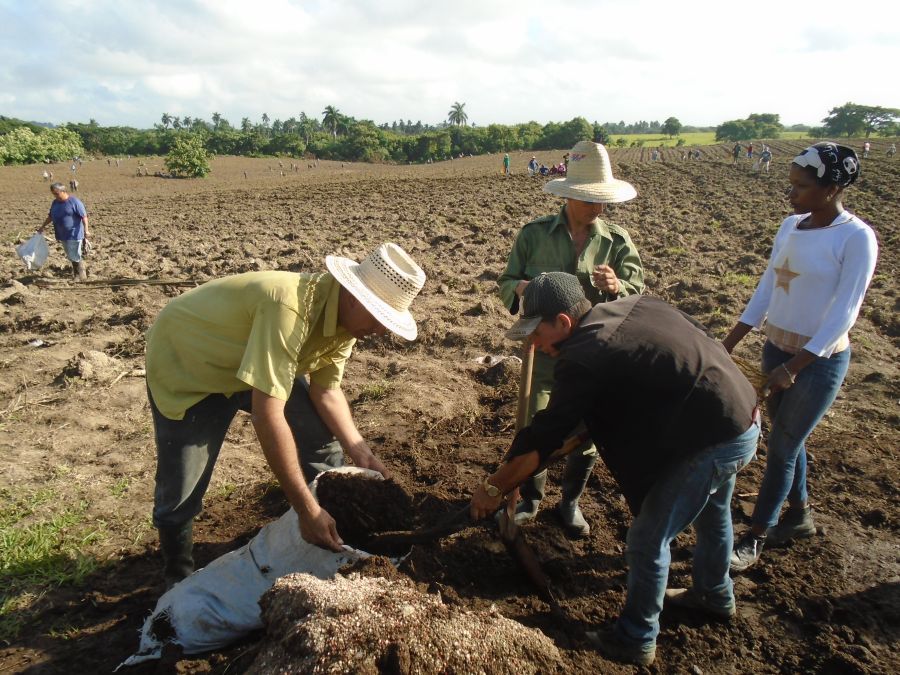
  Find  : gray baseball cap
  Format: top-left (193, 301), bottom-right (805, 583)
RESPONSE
top-left (505, 272), bottom-right (588, 341)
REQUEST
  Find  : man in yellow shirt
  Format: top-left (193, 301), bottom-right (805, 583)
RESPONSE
top-left (146, 243), bottom-right (425, 588)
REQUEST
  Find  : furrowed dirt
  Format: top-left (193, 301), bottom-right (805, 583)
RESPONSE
top-left (0, 146), bottom-right (897, 673)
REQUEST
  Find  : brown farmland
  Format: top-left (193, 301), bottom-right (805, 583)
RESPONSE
top-left (0, 145), bottom-right (898, 673)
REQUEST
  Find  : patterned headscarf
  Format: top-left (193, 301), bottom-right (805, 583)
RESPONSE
top-left (792, 142), bottom-right (860, 188)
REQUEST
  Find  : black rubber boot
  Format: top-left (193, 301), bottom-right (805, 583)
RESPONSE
top-left (513, 470), bottom-right (548, 525)
top-left (556, 450), bottom-right (597, 538)
top-left (159, 522), bottom-right (194, 590)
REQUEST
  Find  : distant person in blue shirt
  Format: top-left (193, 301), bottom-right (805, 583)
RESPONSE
top-left (37, 182), bottom-right (91, 280)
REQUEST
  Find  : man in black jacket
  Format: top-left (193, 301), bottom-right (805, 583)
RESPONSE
top-left (470, 272), bottom-right (759, 666)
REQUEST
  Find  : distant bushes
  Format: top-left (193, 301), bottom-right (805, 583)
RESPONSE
top-left (0, 126), bottom-right (84, 165)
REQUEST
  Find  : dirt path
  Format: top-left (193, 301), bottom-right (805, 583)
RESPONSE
top-left (0, 147), bottom-right (897, 673)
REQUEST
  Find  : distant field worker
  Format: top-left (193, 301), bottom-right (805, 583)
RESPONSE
top-left (498, 140), bottom-right (644, 537)
top-left (732, 142), bottom-right (741, 164)
top-left (725, 143), bottom-right (878, 571)
top-left (759, 145), bottom-right (773, 173)
top-left (145, 244), bottom-right (426, 589)
top-left (503, 153), bottom-right (511, 175)
top-left (887, 143), bottom-right (896, 158)
top-left (37, 182), bottom-right (91, 280)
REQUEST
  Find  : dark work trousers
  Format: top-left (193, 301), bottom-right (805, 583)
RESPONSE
top-left (149, 378), bottom-right (343, 529)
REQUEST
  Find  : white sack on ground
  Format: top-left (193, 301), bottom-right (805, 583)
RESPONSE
top-left (118, 467), bottom-right (383, 669)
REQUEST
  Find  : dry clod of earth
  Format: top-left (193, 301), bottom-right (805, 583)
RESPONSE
top-left (62, 349), bottom-right (123, 383)
top-left (249, 572), bottom-right (565, 674)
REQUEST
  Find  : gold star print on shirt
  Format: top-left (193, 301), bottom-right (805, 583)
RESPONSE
top-left (773, 258), bottom-right (799, 294)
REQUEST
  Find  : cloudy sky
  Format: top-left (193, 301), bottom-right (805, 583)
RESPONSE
top-left (2, 0), bottom-right (897, 130)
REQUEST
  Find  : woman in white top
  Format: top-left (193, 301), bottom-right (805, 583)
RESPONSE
top-left (722, 142), bottom-right (878, 571)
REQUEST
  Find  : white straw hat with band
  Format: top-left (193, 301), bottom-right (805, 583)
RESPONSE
top-left (326, 243), bottom-right (426, 340)
top-left (543, 140), bottom-right (637, 204)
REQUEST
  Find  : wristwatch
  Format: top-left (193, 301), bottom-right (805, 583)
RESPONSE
top-left (483, 479), bottom-right (501, 498)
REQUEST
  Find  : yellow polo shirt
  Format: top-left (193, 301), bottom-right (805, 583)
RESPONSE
top-left (146, 271), bottom-right (355, 420)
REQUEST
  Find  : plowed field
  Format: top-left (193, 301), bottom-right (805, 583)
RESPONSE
top-left (1, 144), bottom-right (897, 673)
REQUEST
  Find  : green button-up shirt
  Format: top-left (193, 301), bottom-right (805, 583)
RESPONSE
top-left (498, 205), bottom-right (644, 314)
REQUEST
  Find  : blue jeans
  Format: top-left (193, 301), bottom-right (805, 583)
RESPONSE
top-left (61, 239), bottom-right (83, 262)
top-left (150, 378), bottom-right (343, 529)
top-left (751, 341), bottom-right (850, 529)
top-left (616, 419), bottom-right (759, 646)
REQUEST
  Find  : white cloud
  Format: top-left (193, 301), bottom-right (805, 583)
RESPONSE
top-left (0, 0), bottom-right (896, 128)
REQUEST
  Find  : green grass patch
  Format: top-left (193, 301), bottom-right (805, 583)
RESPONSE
top-left (664, 246), bottom-right (689, 256)
top-left (110, 477), bottom-right (130, 498)
top-left (723, 272), bottom-right (757, 288)
top-left (214, 482), bottom-right (237, 499)
top-left (0, 487), bottom-right (107, 642)
top-left (357, 380), bottom-right (392, 403)
top-left (610, 130), bottom-right (810, 148)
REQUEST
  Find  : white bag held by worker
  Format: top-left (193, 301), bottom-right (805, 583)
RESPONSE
top-left (118, 467), bottom-right (385, 668)
top-left (15, 233), bottom-right (49, 270)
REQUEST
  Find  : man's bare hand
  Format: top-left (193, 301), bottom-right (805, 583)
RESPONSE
top-left (298, 503), bottom-right (344, 552)
top-left (470, 480), bottom-right (503, 520)
top-left (346, 441), bottom-right (390, 478)
top-left (592, 264), bottom-right (620, 295)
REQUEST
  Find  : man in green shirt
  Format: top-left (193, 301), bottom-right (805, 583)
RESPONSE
top-left (146, 243), bottom-right (425, 588)
top-left (498, 140), bottom-right (644, 537)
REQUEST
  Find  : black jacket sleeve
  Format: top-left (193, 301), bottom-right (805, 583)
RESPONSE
top-left (506, 358), bottom-right (596, 462)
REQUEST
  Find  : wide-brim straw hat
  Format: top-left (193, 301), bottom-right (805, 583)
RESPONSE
top-left (543, 141), bottom-right (637, 204)
top-left (326, 243), bottom-right (425, 340)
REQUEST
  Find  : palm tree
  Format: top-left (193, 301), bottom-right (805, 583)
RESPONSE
top-left (298, 112), bottom-right (316, 144)
top-left (447, 102), bottom-right (468, 127)
top-left (182, 116), bottom-right (192, 128)
top-left (241, 117), bottom-right (252, 133)
top-left (336, 113), bottom-right (353, 137)
top-left (161, 113), bottom-right (172, 129)
top-left (322, 106), bottom-right (341, 139)
top-left (211, 112), bottom-right (222, 131)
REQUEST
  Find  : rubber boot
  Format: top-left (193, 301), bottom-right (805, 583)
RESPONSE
top-left (71, 262), bottom-right (79, 280)
top-left (513, 470), bottom-right (548, 525)
top-left (556, 450), bottom-right (597, 538)
top-left (159, 522), bottom-right (194, 590)
top-left (71, 261), bottom-right (86, 281)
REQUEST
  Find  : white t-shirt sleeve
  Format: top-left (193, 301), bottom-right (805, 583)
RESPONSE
top-left (804, 226), bottom-right (878, 356)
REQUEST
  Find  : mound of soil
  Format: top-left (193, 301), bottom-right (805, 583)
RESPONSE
top-left (250, 572), bottom-right (565, 674)
top-left (315, 473), bottom-right (416, 551)
top-left (337, 555), bottom-right (406, 582)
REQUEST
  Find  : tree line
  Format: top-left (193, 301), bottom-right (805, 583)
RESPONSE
top-left (1, 102), bottom-right (896, 166)
top-left (714, 104), bottom-right (899, 142)
top-left (0, 110), bottom-right (619, 165)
